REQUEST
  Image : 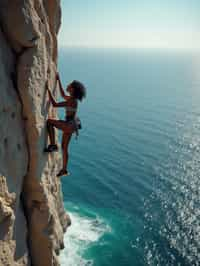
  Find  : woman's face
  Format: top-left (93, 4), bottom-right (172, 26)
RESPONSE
top-left (67, 84), bottom-right (74, 95)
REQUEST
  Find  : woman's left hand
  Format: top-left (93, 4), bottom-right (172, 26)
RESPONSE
top-left (47, 88), bottom-right (52, 97)
top-left (56, 72), bottom-right (59, 80)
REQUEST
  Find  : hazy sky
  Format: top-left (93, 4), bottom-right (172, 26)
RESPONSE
top-left (59, 0), bottom-right (200, 50)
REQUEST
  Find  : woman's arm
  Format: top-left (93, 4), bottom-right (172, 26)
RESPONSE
top-left (47, 83), bottom-right (67, 108)
top-left (56, 72), bottom-right (67, 99)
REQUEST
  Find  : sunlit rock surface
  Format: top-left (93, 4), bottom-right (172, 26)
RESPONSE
top-left (0, 1), bottom-right (70, 265)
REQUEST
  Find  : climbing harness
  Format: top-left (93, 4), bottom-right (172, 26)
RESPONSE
top-left (65, 106), bottom-right (82, 139)
top-left (74, 116), bottom-right (82, 139)
top-left (65, 115), bottom-right (82, 140)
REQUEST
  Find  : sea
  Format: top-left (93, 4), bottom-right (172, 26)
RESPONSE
top-left (57, 47), bottom-right (200, 266)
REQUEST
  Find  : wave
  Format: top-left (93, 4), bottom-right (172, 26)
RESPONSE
top-left (59, 208), bottom-right (111, 266)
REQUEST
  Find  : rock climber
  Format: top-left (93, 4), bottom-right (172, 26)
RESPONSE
top-left (44, 72), bottom-right (86, 177)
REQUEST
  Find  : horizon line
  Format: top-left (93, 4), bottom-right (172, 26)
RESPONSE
top-left (58, 45), bottom-right (200, 52)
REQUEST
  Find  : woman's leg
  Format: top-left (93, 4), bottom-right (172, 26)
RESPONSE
top-left (46, 119), bottom-right (74, 175)
top-left (46, 118), bottom-right (73, 146)
top-left (47, 119), bottom-right (56, 145)
top-left (61, 132), bottom-right (72, 171)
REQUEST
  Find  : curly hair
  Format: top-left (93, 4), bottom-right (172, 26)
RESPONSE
top-left (70, 80), bottom-right (86, 101)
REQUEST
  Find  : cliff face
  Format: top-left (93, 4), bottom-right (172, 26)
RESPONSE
top-left (0, 1), bottom-right (70, 265)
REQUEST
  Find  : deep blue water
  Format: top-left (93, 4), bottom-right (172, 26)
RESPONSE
top-left (58, 48), bottom-right (200, 266)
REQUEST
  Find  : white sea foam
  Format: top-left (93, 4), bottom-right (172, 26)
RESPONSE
top-left (59, 210), bottom-right (110, 266)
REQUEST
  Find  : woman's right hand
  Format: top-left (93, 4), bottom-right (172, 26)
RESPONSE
top-left (45, 80), bottom-right (49, 89)
top-left (56, 72), bottom-right (59, 80)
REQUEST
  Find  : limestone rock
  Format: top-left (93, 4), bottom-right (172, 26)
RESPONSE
top-left (0, 1), bottom-right (70, 265)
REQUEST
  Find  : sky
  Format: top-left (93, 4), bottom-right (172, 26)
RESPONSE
top-left (58, 0), bottom-right (200, 50)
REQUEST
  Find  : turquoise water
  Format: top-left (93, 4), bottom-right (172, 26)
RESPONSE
top-left (58, 48), bottom-right (200, 266)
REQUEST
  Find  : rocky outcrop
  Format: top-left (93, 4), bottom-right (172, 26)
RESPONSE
top-left (0, 1), bottom-right (70, 265)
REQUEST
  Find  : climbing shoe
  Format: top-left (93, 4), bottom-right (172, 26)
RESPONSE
top-left (57, 169), bottom-right (70, 177)
top-left (44, 144), bottom-right (58, 153)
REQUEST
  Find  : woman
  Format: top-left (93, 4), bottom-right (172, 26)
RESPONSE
top-left (45, 73), bottom-right (86, 177)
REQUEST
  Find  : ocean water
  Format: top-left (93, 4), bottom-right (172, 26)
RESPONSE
top-left (58, 48), bottom-right (200, 266)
